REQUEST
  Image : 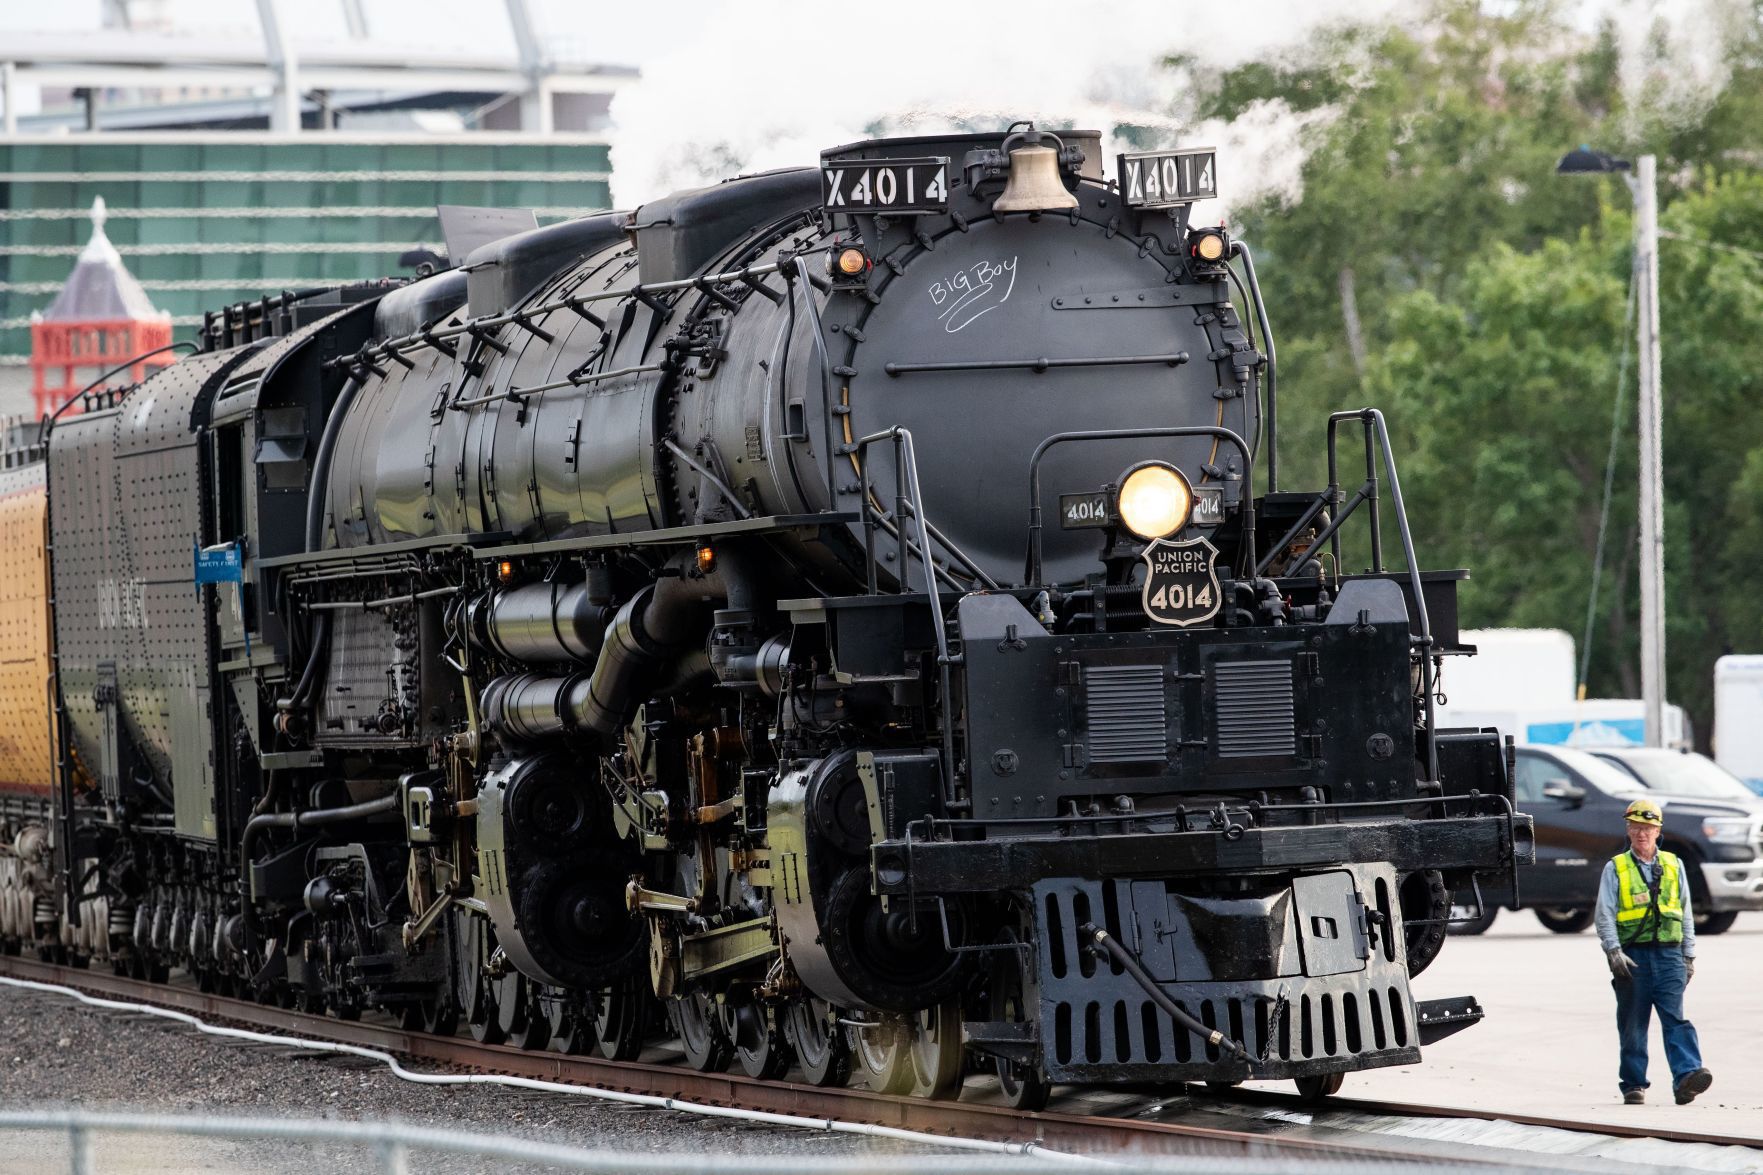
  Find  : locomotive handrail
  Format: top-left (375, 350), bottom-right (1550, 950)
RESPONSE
top-left (1230, 242), bottom-right (1278, 492)
top-left (1024, 426), bottom-right (1255, 588)
top-left (849, 426), bottom-right (960, 804)
top-left (451, 361), bottom-right (668, 409)
top-left (912, 789), bottom-right (1518, 833)
top-left (325, 250), bottom-right (831, 379)
top-left (882, 352), bottom-right (1190, 377)
top-left (1317, 408), bottom-right (1439, 784)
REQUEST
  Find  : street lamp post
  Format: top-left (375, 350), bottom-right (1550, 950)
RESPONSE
top-left (1556, 147), bottom-right (1666, 747)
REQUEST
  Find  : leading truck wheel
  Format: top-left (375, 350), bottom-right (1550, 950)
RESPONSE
top-left (988, 929), bottom-right (1050, 1111)
top-left (1295, 1072), bottom-right (1345, 1101)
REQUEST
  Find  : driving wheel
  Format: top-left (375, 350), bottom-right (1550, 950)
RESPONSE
top-left (730, 1002), bottom-right (794, 1081)
top-left (671, 989), bottom-right (733, 1072)
top-left (850, 1016), bottom-right (915, 1096)
top-left (905, 998), bottom-right (966, 1100)
top-left (594, 977), bottom-right (647, 1061)
top-left (784, 997), bottom-right (851, 1087)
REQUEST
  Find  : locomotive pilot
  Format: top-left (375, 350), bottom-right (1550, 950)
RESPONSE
top-left (1594, 796), bottom-right (1714, 1105)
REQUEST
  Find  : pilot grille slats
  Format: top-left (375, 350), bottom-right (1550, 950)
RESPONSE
top-left (1083, 664), bottom-right (1167, 763)
top-left (1214, 660), bottom-right (1296, 758)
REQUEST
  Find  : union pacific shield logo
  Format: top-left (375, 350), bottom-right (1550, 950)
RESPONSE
top-left (1140, 536), bottom-right (1222, 627)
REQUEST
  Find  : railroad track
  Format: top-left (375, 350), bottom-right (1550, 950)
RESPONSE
top-left (0, 954), bottom-right (1755, 1164)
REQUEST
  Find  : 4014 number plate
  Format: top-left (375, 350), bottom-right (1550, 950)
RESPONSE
top-left (1141, 536), bottom-right (1222, 627)
top-left (821, 156), bottom-right (950, 213)
top-left (1118, 148), bottom-right (1218, 209)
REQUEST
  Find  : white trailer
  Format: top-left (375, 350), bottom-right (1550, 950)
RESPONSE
top-left (1714, 655), bottom-right (1763, 793)
top-left (1439, 628), bottom-right (1689, 749)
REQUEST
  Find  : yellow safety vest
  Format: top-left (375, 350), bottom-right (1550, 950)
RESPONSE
top-left (1613, 849), bottom-right (1684, 945)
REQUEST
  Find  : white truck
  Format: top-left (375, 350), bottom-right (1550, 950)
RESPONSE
top-left (1714, 655), bottom-right (1763, 794)
top-left (1439, 628), bottom-right (1689, 749)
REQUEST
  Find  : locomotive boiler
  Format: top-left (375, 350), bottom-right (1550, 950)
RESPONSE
top-left (0, 124), bottom-right (1531, 1103)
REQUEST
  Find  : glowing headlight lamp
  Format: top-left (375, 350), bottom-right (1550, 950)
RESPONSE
top-left (1115, 461), bottom-right (1194, 540)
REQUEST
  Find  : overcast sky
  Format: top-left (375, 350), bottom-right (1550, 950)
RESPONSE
top-left (0, 0), bottom-right (1742, 214)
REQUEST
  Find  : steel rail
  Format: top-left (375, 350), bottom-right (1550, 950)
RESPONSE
top-left (0, 954), bottom-right (1422, 1162)
top-left (6, 957), bottom-right (1755, 1156)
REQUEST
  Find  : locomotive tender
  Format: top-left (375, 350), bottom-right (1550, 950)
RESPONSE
top-left (0, 126), bottom-right (1531, 1103)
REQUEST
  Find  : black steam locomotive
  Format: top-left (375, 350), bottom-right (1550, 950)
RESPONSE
top-left (18, 126), bottom-right (1531, 1103)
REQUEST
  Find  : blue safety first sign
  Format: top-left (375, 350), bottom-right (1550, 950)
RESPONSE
top-left (193, 541), bottom-right (243, 585)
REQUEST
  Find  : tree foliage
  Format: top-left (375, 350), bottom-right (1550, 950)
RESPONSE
top-left (1179, 0), bottom-right (1763, 739)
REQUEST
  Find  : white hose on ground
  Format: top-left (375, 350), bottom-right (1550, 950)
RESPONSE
top-left (0, 974), bottom-right (1112, 1168)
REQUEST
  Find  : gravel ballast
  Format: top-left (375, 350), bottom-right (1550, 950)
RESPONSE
top-left (0, 986), bottom-right (961, 1173)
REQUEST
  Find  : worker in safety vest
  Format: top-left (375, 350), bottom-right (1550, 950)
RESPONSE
top-left (1593, 796), bottom-right (1713, 1106)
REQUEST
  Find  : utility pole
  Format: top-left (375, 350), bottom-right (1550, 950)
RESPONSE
top-left (1633, 155), bottom-right (1666, 747)
top-left (1556, 146), bottom-right (1668, 746)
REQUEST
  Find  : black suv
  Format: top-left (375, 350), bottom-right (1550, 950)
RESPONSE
top-left (1450, 744), bottom-right (1763, 935)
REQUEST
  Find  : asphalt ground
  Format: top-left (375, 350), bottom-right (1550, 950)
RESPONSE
top-left (1246, 909), bottom-right (1763, 1137)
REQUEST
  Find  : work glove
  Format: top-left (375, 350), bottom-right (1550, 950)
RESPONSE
top-left (1607, 948), bottom-right (1636, 980)
top-left (1685, 955), bottom-right (1695, 983)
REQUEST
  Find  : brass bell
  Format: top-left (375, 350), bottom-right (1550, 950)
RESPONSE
top-left (993, 140), bottom-right (1079, 213)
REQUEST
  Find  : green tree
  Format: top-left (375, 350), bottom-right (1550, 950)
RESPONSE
top-left (1164, 0), bottom-right (1763, 736)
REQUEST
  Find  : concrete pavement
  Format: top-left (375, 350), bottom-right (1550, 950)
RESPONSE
top-left (1253, 910), bottom-right (1763, 1138)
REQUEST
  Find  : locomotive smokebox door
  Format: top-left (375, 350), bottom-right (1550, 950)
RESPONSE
top-left (1140, 537), bottom-right (1222, 626)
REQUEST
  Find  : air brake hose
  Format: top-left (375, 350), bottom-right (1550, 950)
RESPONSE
top-left (1080, 923), bottom-right (1251, 1063)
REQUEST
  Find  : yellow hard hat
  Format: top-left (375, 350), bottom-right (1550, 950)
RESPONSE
top-left (1624, 797), bottom-right (1664, 826)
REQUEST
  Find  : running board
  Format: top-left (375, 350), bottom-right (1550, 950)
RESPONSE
top-left (1416, 995), bottom-right (1484, 1045)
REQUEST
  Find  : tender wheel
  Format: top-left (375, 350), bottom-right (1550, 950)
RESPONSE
top-left (1534, 907), bottom-right (1594, 934)
top-left (1446, 901), bottom-right (1498, 936)
top-left (1295, 1072), bottom-right (1345, 1101)
top-left (1696, 909), bottom-right (1739, 935)
top-left (593, 977), bottom-right (647, 1061)
top-left (671, 990), bottom-right (734, 1073)
top-left (731, 1003), bottom-right (794, 1081)
top-left (784, 998), bottom-right (851, 1087)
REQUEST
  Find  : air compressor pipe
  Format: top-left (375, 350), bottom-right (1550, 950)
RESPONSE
top-left (240, 792), bottom-right (401, 922)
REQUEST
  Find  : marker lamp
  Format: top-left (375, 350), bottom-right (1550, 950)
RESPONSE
top-left (1116, 462), bottom-right (1193, 540)
top-left (1189, 228), bottom-right (1229, 263)
top-left (835, 247), bottom-right (869, 276)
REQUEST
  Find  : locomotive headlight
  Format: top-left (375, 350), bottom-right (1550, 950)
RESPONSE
top-left (1116, 462), bottom-right (1194, 540)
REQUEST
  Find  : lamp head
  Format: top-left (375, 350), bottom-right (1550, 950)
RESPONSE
top-left (1556, 145), bottom-right (1632, 175)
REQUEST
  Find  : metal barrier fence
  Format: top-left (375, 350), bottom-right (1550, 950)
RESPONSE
top-left (0, 1110), bottom-right (1519, 1175)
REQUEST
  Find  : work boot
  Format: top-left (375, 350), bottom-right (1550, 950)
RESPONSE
top-left (1623, 1089), bottom-right (1645, 1105)
top-left (1674, 1069), bottom-right (1713, 1105)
